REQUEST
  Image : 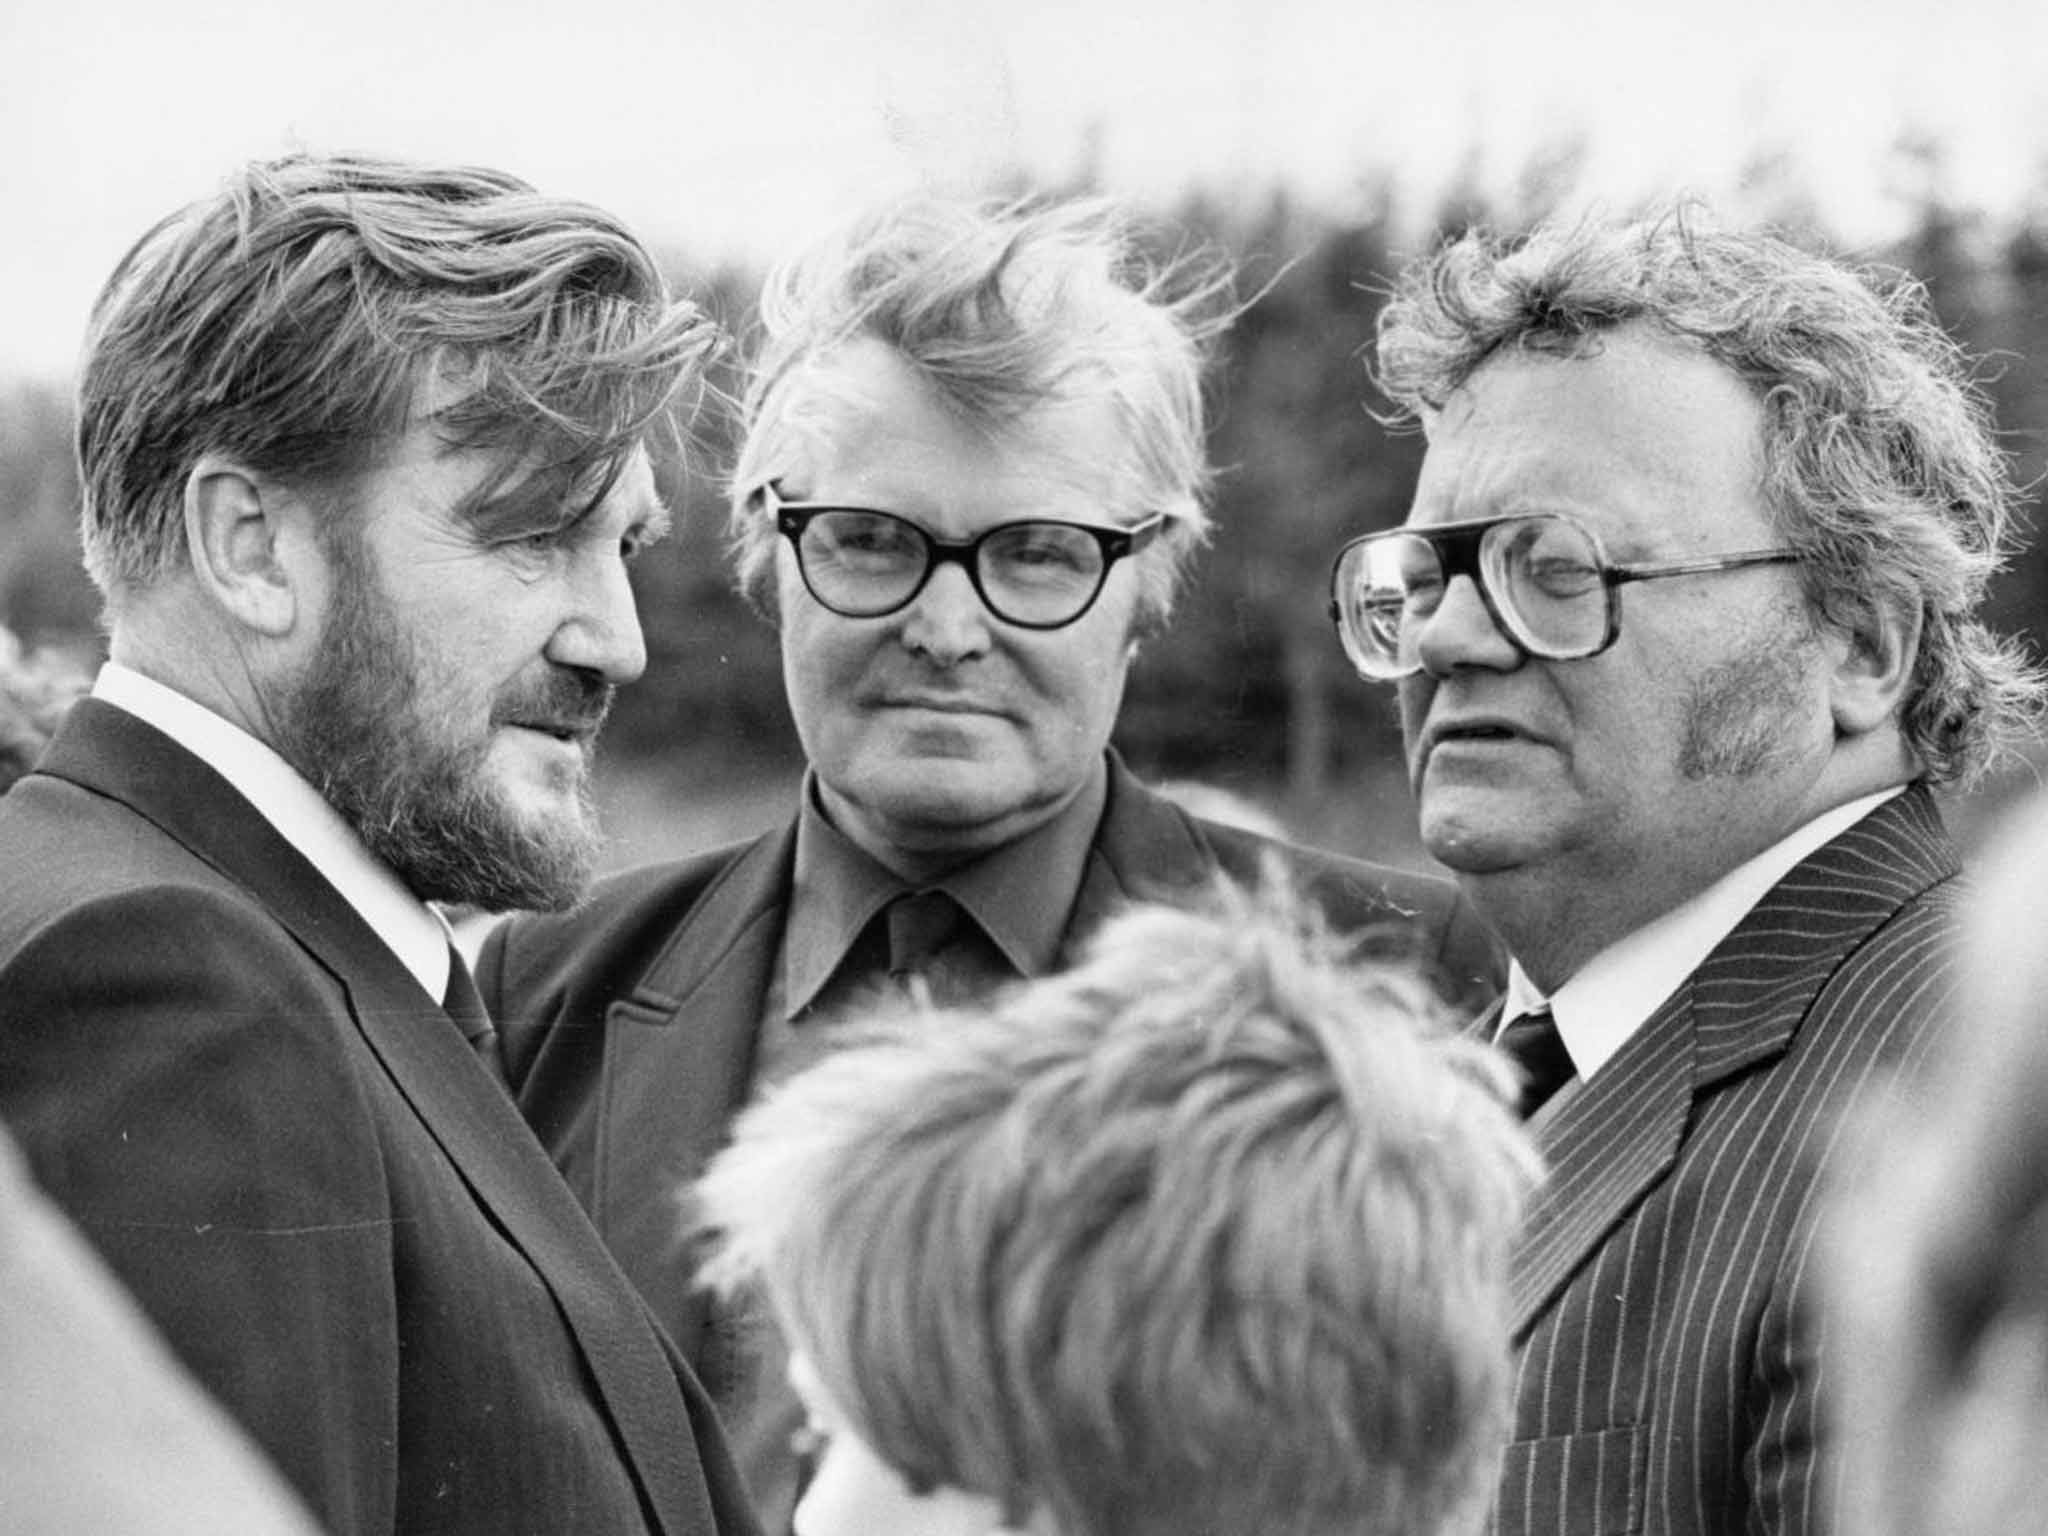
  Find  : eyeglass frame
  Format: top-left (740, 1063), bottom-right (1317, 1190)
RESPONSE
top-left (1328, 511), bottom-right (1801, 680)
top-left (763, 482), bottom-right (1167, 631)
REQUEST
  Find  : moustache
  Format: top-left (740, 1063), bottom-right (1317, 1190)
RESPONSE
top-left (492, 669), bottom-right (615, 739)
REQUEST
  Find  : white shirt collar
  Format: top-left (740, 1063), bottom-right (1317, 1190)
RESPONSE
top-left (1498, 786), bottom-right (1906, 1083)
top-left (92, 662), bottom-right (451, 1002)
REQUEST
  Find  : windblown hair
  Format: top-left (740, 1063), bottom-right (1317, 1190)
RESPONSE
top-left (77, 152), bottom-right (717, 604)
top-left (695, 877), bottom-right (1539, 1536)
top-left (1374, 203), bottom-right (2045, 787)
top-left (728, 194), bottom-right (1237, 634)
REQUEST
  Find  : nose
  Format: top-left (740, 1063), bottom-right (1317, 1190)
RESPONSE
top-left (899, 560), bottom-right (992, 665)
top-left (546, 545), bottom-right (648, 685)
top-left (1411, 573), bottom-right (1522, 677)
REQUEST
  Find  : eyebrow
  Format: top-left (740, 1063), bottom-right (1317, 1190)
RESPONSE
top-left (464, 459), bottom-right (669, 544)
top-left (459, 459), bottom-right (579, 538)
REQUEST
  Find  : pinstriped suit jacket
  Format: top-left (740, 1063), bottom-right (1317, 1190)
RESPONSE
top-left (1493, 784), bottom-right (1962, 1536)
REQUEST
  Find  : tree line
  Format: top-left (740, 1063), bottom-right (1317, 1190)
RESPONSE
top-left (5, 164), bottom-right (2045, 853)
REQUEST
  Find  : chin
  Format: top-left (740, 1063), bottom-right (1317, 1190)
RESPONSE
top-left (491, 741), bottom-right (587, 804)
top-left (1419, 809), bottom-right (1536, 875)
top-left (876, 790), bottom-right (1009, 836)
top-left (865, 758), bottom-right (1013, 812)
top-left (490, 769), bottom-right (589, 839)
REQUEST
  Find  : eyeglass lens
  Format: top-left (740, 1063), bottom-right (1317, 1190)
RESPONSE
top-left (797, 509), bottom-right (1111, 626)
top-left (1336, 516), bottom-right (1613, 676)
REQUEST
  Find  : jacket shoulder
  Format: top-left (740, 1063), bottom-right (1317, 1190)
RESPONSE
top-left (1176, 816), bottom-right (1504, 1012)
top-left (1195, 818), bottom-right (1453, 918)
top-left (480, 837), bottom-right (772, 1027)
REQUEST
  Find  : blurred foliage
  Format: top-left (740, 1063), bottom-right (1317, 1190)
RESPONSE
top-left (0, 381), bottom-right (97, 661)
top-left (6, 152), bottom-right (2048, 861)
top-left (611, 258), bottom-right (798, 772)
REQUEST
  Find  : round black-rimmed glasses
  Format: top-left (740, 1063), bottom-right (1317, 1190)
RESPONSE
top-left (1329, 512), bottom-right (1800, 681)
top-left (767, 483), bottom-right (1165, 631)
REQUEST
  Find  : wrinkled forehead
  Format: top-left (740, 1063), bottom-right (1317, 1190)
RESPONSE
top-left (750, 342), bottom-right (1148, 512)
top-left (1411, 330), bottom-right (1772, 549)
top-left (361, 364), bottom-right (655, 528)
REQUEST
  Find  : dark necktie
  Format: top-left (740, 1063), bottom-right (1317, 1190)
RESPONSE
top-left (1499, 1006), bottom-right (1574, 1119)
top-left (442, 946), bottom-right (509, 1090)
top-left (885, 889), bottom-right (964, 987)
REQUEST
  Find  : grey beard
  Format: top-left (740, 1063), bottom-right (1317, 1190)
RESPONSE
top-left (269, 538), bottom-right (608, 914)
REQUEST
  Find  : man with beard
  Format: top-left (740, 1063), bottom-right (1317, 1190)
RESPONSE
top-left (0, 154), bottom-right (758, 1536)
top-left (1327, 204), bottom-right (2047, 1534)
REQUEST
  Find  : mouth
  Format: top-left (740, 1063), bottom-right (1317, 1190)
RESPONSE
top-left (504, 718), bottom-right (600, 749)
top-left (877, 694), bottom-right (1002, 719)
top-left (495, 673), bottom-right (614, 751)
top-left (1422, 717), bottom-right (1539, 756)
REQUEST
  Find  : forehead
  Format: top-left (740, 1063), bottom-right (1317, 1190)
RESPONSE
top-left (1411, 327), bottom-right (1771, 552)
top-left (773, 338), bottom-right (1133, 522)
top-left (368, 383), bottom-right (662, 533)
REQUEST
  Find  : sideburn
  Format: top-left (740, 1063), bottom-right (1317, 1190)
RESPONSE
top-left (1676, 607), bottom-right (1819, 781)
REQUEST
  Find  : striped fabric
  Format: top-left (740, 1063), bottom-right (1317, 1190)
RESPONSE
top-left (1492, 784), bottom-right (1962, 1536)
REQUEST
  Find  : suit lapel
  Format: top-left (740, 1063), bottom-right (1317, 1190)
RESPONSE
top-left (1510, 988), bottom-right (1694, 1334)
top-left (343, 970), bottom-right (714, 1536)
top-left (593, 823), bottom-right (795, 1358)
top-left (43, 701), bottom-right (713, 1536)
top-left (1510, 785), bottom-right (1959, 1338)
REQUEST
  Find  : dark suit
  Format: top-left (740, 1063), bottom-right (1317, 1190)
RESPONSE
top-left (480, 752), bottom-right (1498, 1377)
top-left (1493, 785), bottom-right (1961, 1536)
top-left (0, 700), bottom-right (758, 1536)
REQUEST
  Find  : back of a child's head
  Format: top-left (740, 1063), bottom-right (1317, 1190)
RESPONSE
top-left (697, 876), bottom-right (1539, 1536)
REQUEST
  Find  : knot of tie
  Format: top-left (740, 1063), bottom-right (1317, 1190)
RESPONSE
top-left (1499, 1006), bottom-right (1574, 1120)
top-left (885, 889), bottom-right (963, 984)
top-left (443, 946), bottom-right (508, 1090)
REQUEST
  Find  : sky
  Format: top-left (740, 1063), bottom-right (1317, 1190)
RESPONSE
top-left (3, 0), bottom-right (2047, 379)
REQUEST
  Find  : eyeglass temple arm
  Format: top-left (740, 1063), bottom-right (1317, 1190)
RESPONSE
top-left (1605, 549), bottom-right (1800, 586)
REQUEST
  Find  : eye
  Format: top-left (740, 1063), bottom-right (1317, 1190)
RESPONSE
top-left (1007, 538), bottom-right (1088, 572)
top-left (809, 511), bottom-right (922, 571)
top-left (1522, 555), bottom-right (1603, 598)
top-left (491, 524), bottom-right (573, 564)
top-left (985, 525), bottom-right (1097, 584)
top-left (1358, 587), bottom-right (1408, 626)
top-left (485, 509), bottom-right (580, 557)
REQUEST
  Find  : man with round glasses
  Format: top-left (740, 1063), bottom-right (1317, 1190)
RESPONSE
top-left (1351, 204), bottom-right (2046, 1535)
top-left (477, 194), bottom-right (1502, 1534)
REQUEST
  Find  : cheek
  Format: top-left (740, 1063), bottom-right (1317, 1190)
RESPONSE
top-left (451, 633), bottom-right (530, 717)
top-left (772, 552), bottom-right (808, 621)
top-left (780, 605), bottom-right (859, 693)
top-left (779, 610), bottom-right (892, 763)
top-left (1039, 615), bottom-right (1136, 731)
top-left (1397, 681), bottom-right (1431, 748)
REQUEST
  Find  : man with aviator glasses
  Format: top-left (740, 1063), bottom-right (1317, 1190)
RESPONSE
top-left (1335, 204), bottom-right (2045, 1535)
top-left (1334, 511), bottom-right (1798, 679)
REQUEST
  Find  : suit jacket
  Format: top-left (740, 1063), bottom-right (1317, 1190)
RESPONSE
top-left (0, 700), bottom-right (759, 1536)
top-left (479, 750), bottom-right (1498, 1373)
top-left (1493, 784), bottom-right (1962, 1536)
top-left (0, 1125), bottom-right (320, 1535)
